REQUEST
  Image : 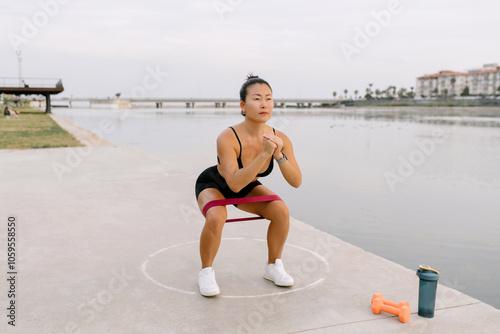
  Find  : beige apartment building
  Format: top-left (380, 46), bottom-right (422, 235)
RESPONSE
top-left (416, 63), bottom-right (500, 98)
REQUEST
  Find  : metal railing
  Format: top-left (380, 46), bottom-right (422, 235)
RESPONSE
top-left (0, 77), bottom-right (62, 88)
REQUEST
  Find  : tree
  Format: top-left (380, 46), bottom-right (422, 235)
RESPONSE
top-left (365, 88), bottom-right (373, 99)
top-left (450, 77), bottom-right (456, 98)
top-left (367, 83), bottom-right (373, 96)
top-left (375, 89), bottom-right (381, 99)
top-left (433, 88), bottom-right (438, 98)
top-left (461, 86), bottom-right (470, 96)
top-left (115, 92), bottom-right (121, 98)
top-left (408, 87), bottom-right (415, 99)
top-left (354, 90), bottom-right (359, 99)
top-left (385, 87), bottom-right (393, 98)
top-left (344, 89), bottom-right (348, 99)
top-left (397, 88), bottom-right (407, 99)
top-left (332, 91), bottom-right (337, 99)
top-left (384, 86), bottom-right (396, 98)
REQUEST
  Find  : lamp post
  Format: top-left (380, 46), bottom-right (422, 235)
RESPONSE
top-left (16, 50), bottom-right (23, 87)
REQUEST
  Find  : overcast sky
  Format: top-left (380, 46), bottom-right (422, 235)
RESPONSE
top-left (1, 0), bottom-right (499, 99)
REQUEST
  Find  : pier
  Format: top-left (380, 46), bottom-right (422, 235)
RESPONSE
top-left (51, 97), bottom-right (342, 109)
top-left (0, 77), bottom-right (64, 113)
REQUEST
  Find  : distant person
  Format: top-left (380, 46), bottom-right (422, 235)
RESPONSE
top-left (195, 75), bottom-right (302, 297)
top-left (4, 106), bottom-right (19, 119)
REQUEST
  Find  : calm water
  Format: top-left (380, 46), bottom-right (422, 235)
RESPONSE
top-left (53, 106), bottom-right (500, 309)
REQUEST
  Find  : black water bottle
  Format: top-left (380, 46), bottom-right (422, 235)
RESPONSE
top-left (416, 265), bottom-right (440, 318)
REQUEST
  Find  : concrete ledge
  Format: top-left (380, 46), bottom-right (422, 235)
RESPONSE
top-left (50, 113), bottom-right (117, 147)
top-left (1, 145), bottom-right (499, 333)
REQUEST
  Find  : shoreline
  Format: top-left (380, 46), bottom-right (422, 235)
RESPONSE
top-left (49, 113), bottom-right (117, 147)
top-left (57, 104), bottom-right (500, 113)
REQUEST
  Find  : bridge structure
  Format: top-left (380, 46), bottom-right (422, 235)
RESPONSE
top-left (0, 78), bottom-right (64, 113)
top-left (50, 97), bottom-right (341, 109)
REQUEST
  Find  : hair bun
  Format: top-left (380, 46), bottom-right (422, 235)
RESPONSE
top-left (246, 73), bottom-right (259, 81)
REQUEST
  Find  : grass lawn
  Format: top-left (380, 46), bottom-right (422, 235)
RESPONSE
top-left (0, 106), bottom-right (82, 149)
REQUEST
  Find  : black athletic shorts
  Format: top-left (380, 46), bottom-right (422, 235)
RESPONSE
top-left (195, 166), bottom-right (262, 203)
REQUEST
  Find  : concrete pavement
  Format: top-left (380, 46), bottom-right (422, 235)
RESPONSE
top-left (0, 117), bottom-right (499, 333)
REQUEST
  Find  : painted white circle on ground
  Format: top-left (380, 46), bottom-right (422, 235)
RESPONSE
top-left (141, 238), bottom-right (330, 298)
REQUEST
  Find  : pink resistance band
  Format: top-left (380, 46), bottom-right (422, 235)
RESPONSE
top-left (202, 195), bottom-right (282, 223)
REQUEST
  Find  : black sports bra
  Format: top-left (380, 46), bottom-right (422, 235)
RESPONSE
top-left (217, 127), bottom-right (275, 178)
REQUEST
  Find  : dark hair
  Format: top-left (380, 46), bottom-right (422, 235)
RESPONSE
top-left (239, 74), bottom-right (272, 102)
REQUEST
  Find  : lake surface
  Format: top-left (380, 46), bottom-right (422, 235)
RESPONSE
top-left (53, 106), bottom-right (500, 309)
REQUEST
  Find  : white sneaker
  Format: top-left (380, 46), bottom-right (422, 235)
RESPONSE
top-left (264, 259), bottom-right (294, 287)
top-left (198, 267), bottom-right (220, 297)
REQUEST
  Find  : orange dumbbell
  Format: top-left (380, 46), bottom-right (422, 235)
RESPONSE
top-left (371, 293), bottom-right (411, 323)
top-left (371, 292), bottom-right (410, 309)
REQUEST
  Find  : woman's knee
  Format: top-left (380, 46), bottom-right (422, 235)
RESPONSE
top-left (204, 207), bottom-right (227, 233)
top-left (267, 201), bottom-right (290, 222)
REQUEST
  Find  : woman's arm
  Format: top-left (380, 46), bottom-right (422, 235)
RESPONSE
top-left (267, 130), bottom-right (302, 188)
top-left (217, 128), bottom-right (276, 193)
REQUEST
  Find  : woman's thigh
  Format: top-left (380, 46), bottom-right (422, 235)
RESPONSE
top-left (197, 188), bottom-right (227, 218)
top-left (236, 185), bottom-right (289, 220)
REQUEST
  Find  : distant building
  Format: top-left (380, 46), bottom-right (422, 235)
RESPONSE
top-left (467, 63), bottom-right (500, 95)
top-left (416, 63), bottom-right (500, 98)
top-left (416, 71), bottom-right (468, 98)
